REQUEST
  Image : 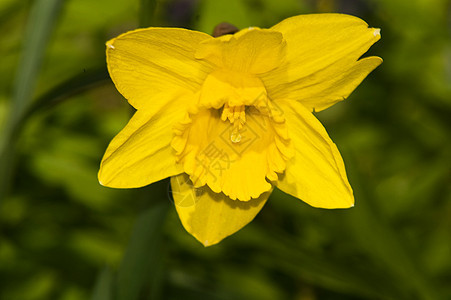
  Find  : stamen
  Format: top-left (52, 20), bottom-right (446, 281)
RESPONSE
top-left (221, 104), bottom-right (230, 121)
top-left (233, 106), bottom-right (241, 121)
top-left (239, 110), bottom-right (246, 123)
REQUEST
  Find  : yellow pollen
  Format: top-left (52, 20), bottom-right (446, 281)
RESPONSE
top-left (221, 104), bottom-right (246, 143)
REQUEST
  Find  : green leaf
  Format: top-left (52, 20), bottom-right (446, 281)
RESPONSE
top-left (91, 267), bottom-right (114, 300)
top-left (116, 202), bottom-right (169, 300)
top-left (0, 0), bottom-right (62, 202)
top-left (26, 66), bottom-right (109, 118)
top-left (8, 0), bottom-right (63, 132)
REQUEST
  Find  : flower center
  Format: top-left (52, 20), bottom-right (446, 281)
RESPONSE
top-left (171, 70), bottom-right (294, 201)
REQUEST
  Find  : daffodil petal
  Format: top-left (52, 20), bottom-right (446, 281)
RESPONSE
top-left (264, 13), bottom-right (381, 112)
top-left (171, 174), bottom-right (270, 246)
top-left (276, 100), bottom-right (354, 208)
top-left (106, 27), bottom-right (213, 111)
top-left (195, 28), bottom-right (285, 74)
top-left (98, 97), bottom-right (187, 188)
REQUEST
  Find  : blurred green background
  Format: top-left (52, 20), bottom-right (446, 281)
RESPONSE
top-left (1, 0), bottom-right (450, 299)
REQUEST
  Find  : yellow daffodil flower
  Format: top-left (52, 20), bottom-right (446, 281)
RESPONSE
top-left (99, 13), bottom-right (382, 246)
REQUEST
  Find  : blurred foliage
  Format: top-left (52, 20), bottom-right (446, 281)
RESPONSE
top-left (1, 0), bottom-right (451, 299)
